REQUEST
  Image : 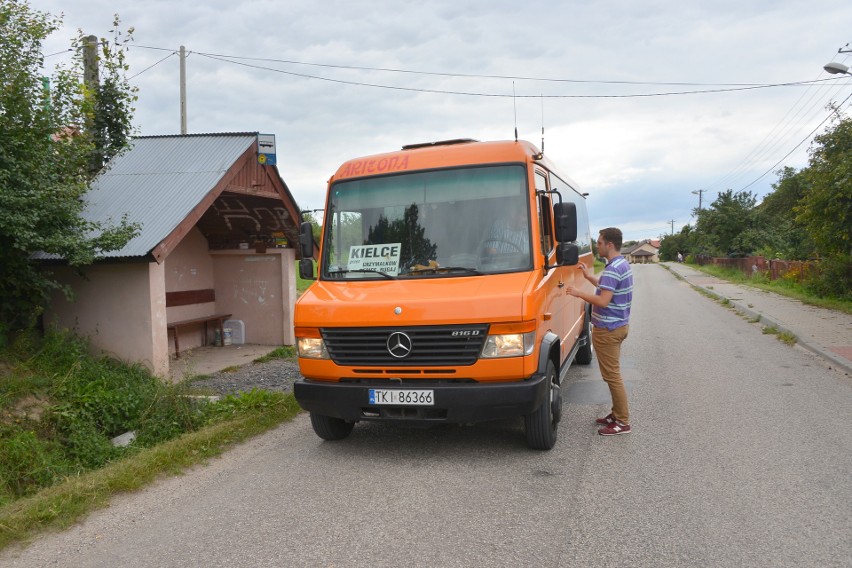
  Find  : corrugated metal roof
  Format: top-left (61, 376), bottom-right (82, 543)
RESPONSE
top-left (75, 133), bottom-right (257, 259)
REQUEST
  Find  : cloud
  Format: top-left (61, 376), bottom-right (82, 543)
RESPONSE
top-left (32, 0), bottom-right (852, 244)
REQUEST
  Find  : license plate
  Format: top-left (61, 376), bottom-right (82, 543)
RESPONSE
top-left (369, 389), bottom-right (434, 406)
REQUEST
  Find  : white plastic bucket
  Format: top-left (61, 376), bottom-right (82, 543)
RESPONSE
top-left (224, 319), bottom-right (245, 344)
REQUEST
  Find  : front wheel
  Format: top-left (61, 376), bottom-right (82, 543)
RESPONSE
top-left (575, 310), bottom-right (594, 365)
top-left (524, 360), bottom-right (560, 450)
top-left (309, 412), bottom-right (355, 441)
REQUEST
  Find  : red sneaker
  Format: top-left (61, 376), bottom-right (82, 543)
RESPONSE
top-left (598, 421), bottom-right (631, 436)
top-left (595, 413), bottom-right (616, 425)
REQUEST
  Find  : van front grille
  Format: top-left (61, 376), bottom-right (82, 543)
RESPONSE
top-left (321, 325), bottom-right (488, 366)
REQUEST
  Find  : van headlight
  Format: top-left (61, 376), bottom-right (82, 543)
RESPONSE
top-left (297, 337), bottom-right (330, 359)
top-left (480, 331), bottom-right (535, 358)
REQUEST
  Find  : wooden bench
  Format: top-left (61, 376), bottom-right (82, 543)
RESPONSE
top-left (166, 289), bottom-right (231, 358)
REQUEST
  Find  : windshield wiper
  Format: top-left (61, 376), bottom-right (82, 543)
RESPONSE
top-left (328, 269), bottom-right (396, 280)
top-left (406, 266), bottom-right (483, 276)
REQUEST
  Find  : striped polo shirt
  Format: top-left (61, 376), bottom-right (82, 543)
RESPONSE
top-left (592, 255), bottom-right (633, 330)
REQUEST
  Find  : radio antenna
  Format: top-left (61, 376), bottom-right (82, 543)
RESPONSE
top-left (540, 93), bottom-right (545, 153)
top-left (513, 82), bottom-right (518, 141)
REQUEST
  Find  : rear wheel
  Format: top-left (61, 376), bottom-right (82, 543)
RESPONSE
top-left (309, 412), bottom-right (355, 441)
top-left (524, 360), bottom-right (560, 450)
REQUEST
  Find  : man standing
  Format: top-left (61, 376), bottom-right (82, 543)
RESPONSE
top-left (565, 228), bottom-right (634, 435)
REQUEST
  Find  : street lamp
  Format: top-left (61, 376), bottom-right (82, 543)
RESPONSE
top-left (824, 62), bottom-right (851, 76)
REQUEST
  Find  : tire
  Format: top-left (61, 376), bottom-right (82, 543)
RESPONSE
top-left (309, 412), bottom-right (355, 441)
top-left (575, 309), bottom-right (594, 365)
top-left (524, 359), bottom-right (560, 450)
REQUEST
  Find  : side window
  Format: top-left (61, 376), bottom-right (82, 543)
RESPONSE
top-left (550, 172), bottom-right (592, 253)
top-left (535, 172), bottom-right (553, 255)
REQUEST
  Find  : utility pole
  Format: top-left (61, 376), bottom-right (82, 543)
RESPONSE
top-left (83, 34), bottom-right (101, 173)
top-left (83, 35), bottom-right (99, 90)
top-left (669, 219), bottom-right (675, 235)
top-left (691, 188), bottom-right (706, 211)
top-left (179, 46), bottom-right (187, 134)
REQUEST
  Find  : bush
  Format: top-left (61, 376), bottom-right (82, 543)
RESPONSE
top-left (805, 255), bottom-right (852, 301)
top-left (0, 330), bottom-right (297, 507)
top-left (133, 386), bottom-right (208, 447)
top-left (0, 330), bottom-right (208, 497)
top-left (49, 358), bottom-right (160, 439)
top-left (60, 420), bottom-right (121, 469)
top-left (25, 329), bottom-right (90, 375)
top-left (0, 428), bottom-right (74, 497)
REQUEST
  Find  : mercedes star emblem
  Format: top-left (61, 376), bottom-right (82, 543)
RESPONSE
top-left (387, 332), bottom-right (413, 358)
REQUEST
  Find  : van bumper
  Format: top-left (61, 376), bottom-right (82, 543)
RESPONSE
top-left (294, 374), bottom-right (548, 423)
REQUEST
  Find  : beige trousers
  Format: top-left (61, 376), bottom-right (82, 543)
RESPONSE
top-left (592, 325), bottom-right (630, 424)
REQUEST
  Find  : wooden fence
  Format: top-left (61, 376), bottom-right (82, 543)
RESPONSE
top-left (703, 256), bottom-right (817, 282)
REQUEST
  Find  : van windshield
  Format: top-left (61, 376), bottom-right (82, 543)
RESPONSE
top-left (321, 164), bottom-right (531, 279)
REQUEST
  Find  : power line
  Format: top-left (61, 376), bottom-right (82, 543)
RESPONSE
top-left (44, 48), bottom-right (72, 58)
top-left (123, 41), bottom-right (852, 187)
top-left (133, 43), bottom-right (833, 98)
top-left (193, 51), bottom-right (831, 99)
top-left (704, 49), bottom-right (852, 193)
top-left (738, 89), bottom-right (852, 191)
top-left (187, 49), bottom-right (781, 88)
top-left (716, 76), bottom-right (849, 190)
top-left (128, 50), bottom-right (177, 80)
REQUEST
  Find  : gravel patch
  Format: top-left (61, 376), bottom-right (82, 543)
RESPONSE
top-left (188, 359), bottom-right (303, 396)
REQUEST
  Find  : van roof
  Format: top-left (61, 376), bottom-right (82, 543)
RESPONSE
top-left (331, 138), bottom-right (583, 195)
top-left (332, 139), bottom-right (537, 181)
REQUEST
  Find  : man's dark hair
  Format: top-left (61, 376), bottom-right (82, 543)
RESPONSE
top-left (599, 227), bottom-right (623, 251)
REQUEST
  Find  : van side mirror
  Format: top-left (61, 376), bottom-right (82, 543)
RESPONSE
top-left (299, 258), bottom-right (316, 280)
top-left (553, 202), bottom-right (578, 243)
top-left (299, 221), bottom-right (314, 258)
top-left (557, 243), bottom-right (579, 266)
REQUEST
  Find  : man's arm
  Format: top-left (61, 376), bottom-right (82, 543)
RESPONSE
top-left (579, 262), bottom-right (600, 287)
top-left (564, 284), bottom-right (613, 308)
top-left (565, 263), bottom-right (613, 307)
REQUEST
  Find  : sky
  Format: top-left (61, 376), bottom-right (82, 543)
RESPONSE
top-left (30, 0), bottom-right (852, 242)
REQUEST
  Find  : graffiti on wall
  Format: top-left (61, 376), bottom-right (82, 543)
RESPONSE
top-left (212, 197), bottom-right (292, 232)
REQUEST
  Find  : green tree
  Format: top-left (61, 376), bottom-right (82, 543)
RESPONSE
top-left (797, 112), bottom-right (852, 258)
top-left (659, 225), bottom-right (694, 261)
top-left (753, 167), bottom-right (814, 260)
top-left (0, 1), bottom-right (138, 333)
top-left (694, 189), bottom-right (757, 257)
top-left (796, 111), bottom-right (852, 299)
top-left (83, 19), bottom-right (137, 169)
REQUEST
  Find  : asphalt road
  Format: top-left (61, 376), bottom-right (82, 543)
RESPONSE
top-left (3, 264), bottom-right (850, 567)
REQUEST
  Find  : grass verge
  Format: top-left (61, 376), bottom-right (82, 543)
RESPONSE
top-left (253, 345), bottom-right (297, 364)
top-left (689, 264), bottom-right (852, 314)
top-left (761, 326), bottom-right (797, 346)
top-left (0, 393), bottom-right (300, 552)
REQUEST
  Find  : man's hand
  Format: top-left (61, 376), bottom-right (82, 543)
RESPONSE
top-left (575, 261), bottom-right (599, 286)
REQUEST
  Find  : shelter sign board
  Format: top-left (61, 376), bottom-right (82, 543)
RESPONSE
top-left (257, 133), bottom-right (276, 166)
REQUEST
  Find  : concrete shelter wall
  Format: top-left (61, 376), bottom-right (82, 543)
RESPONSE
top-left (164, 228), bottom-right (218, 353)
top-left (211, 249), bottom-right (296, 346)
top-left (46, 262), bottom-right (169, 377)
top-left (43, 231), bottom-right (296, 375)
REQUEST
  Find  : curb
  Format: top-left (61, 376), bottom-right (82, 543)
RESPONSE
top-left (664, 265), bottom-right (852, 376)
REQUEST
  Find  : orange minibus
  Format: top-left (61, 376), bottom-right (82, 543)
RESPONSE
top-left (293, 138), bottom-right (594, 450)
